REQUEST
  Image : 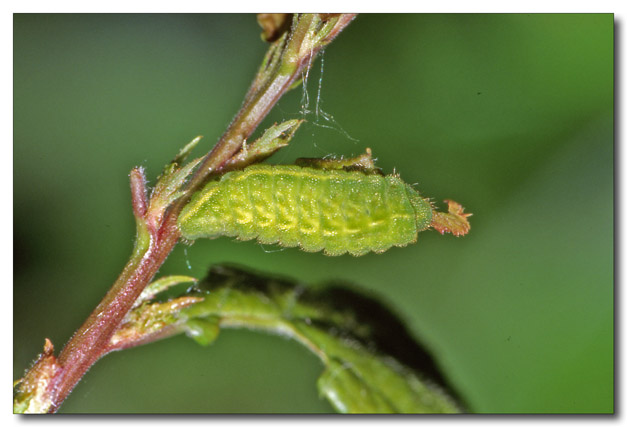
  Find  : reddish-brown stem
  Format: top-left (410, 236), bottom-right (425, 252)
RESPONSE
top-left (51, 217), bottom-right (180, 411)
top-left (18, 13), bottom-right (356, 413)
top-left (188, 14), bottom-right (356, 189)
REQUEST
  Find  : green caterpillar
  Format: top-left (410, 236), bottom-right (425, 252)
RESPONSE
top-left (178, 152), bottom-right (469, 256)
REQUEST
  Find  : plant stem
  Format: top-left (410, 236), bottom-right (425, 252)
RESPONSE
top-left (52, 220), bottom-right (172, 411)
top-left (15, 13), bottom-right (356, 414)
top-left (187, 14), bottom-right (356, 189)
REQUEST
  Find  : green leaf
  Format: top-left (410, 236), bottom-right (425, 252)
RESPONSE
top-left (108, 275), bottom-right (202, 352)
top-left (179, 264), bottom-right (464, 414)
top-left (225, 119), bottom-right (303, 170)
top-left (133, 275), bottom-right (197, 308)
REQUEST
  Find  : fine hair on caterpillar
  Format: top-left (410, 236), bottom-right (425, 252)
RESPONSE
top-left (177, 151), bottom-right (470, 256)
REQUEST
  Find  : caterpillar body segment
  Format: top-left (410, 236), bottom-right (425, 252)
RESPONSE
top-left (178, 164), bottom-right (434, 256)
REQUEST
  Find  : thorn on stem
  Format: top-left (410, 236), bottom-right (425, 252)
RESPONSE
top-left (13, 338), bottom-right (61, 414)
top-left (130, 167), bottom-right (148, 219)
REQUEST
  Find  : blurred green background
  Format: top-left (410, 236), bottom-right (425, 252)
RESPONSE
top-left (13, 14), bottom-right (613, 413)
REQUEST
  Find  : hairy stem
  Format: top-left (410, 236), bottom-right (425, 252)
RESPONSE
top-left (52, 221), bottom-right (169, 410)
top-left (187, 14), bottom-right (356, 189)
top-left (15, 13), bottom-right (356, 414)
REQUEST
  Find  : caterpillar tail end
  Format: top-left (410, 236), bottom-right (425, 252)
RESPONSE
top-left (431, 200), bottom-right (471, 237)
